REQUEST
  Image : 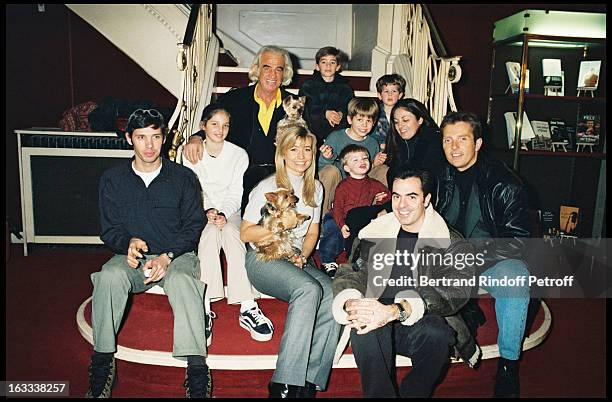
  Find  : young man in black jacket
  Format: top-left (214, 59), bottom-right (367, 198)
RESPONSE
top-left (183, 45), bottom-right (294, 212)
top-left (87, 109), bottom-right (208, 398)
top-left (436, 111), bottom-right (531, 398)
top-left (298, 46), bottom-right (354, 144)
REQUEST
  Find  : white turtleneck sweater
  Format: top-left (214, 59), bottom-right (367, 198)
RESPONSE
top-left (183, 140), bottom-right (249, 217)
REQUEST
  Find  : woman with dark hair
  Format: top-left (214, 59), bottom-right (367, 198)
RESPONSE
top-left (384, 98), bottom-right (445, 185)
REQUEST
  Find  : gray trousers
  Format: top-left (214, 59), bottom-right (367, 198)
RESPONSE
top-left (244, 250), bottom-right (341, 391)
top-left (90, 252), bottom-right (206, 359)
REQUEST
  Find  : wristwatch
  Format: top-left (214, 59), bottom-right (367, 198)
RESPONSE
top-left (394, 302), bottom-right (409, 322)
top-left (164, 252), bottom-right (175, 262)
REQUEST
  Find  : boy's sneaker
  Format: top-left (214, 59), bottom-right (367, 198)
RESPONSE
top-left (184, 364), bottom-right (212, 398)
top-left (205, 311), bottom-right (216, 347)
top-left (323, 262), bottom-right (338, 279)
top-left (239, 307), bottom-right (274, 341)
top-left (85, 355), bottom-right (116, 398)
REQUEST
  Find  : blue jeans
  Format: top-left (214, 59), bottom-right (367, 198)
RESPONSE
top-left (479, 259), bottom-right (530, 360)
top-left (319, 212), bottom-right (344, 264)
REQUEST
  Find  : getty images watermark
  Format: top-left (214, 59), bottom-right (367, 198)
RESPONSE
top-left (355, 237), bottom-right (609, 298)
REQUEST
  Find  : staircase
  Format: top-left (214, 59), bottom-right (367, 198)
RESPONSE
top-left (66, 4), bottom-right (463, 152)
top-left (75, 250), bottom-right (552, 372)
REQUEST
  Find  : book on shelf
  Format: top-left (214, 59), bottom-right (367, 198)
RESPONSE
top-left (542, 58), bottom-right (563, 88)
top-left (530, 120), bottom-right (552, 150)
top-left (530, 120), bottom-right (551, 140)
top-left (545, 71), bottom-right (564, 96)
top-left (541, 209), bottom-right (559, 237)
top-left (576, 113), bottom-right (601, 145)
top-left (504, 111), bottom-right (536, 149)
top-left (548, 118), bottom-right (570, 144)
top-left (559, 205), bottom-right (580, 236)
top-left (505, 62), bottom-right (529, 94)
top-left (577, 60), bottom-right (602, 90)
top-left (565, 126), bottom-right (576, 150)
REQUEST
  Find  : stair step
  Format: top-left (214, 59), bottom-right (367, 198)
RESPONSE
top-left (77, 292), bottom-right (551, 369)
top-left (213, 86), bottom-right (377, 98)
top-left (215, 66), bottom-right (374, 95)
top-left (218, 49), bottom-right (239, 67)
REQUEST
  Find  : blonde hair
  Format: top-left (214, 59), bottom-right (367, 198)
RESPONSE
top-left (275, 125), bottom-right (318, 207)
top-left (248, 45), bottom-right (294, 86)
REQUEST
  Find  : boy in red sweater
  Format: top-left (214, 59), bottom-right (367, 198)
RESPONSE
top-left (319, 144), bottom-right (390, 277)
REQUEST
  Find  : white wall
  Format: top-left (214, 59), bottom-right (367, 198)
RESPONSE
top-left (349, 4), bottom-right (379, 71)
top-left (66, 4), bottom-right (190, 97)
top-left (216, 4), bottom-right (353, 70)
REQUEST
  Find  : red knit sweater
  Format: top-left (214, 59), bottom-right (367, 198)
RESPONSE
top-left (331, 176), bottom-right (391, 229)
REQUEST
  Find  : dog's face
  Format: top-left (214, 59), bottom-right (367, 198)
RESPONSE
top-left (282, 95), bottom-right (306, 119)
top-left (263, 188), bottom-right (310, 231)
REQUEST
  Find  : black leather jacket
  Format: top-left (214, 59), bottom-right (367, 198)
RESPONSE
top-left (435, 154), bottom-right (531, 266)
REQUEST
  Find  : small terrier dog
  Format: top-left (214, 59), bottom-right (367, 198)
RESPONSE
top-left (277, 95), bottom-right (308, 130)
top-left (255, 188), bottom-right (310, 262)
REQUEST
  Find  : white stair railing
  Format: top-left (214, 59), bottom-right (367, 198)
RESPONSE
top-left (395, 4), bottom-right (462, 125)
top-left (168, 4), bottom-right (219, 163)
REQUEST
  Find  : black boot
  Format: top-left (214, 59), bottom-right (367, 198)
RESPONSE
top-left (493, 358), bottom-right (520, 398)
top-left (296, 381), bottom-right (317, 398)
top-left (268, 382), bottom-right (301, 398)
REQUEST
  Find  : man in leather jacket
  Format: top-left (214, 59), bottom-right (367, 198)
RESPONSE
top-left (436, 111), bottom-right (531, 398)
top-left (332, 168), bottom-right (480, 398)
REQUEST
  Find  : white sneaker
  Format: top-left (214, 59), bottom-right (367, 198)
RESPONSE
top-left (205, 311), bottom-right (216, 347)
top-left (239, 307), bottom-right (274, 342)
top-left (323, 262), bottom-right (338, 279)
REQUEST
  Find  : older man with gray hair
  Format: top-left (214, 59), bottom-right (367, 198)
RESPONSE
top-left (183, 45), bottom-right (294, 212)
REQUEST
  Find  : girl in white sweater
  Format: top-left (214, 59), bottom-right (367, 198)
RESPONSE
top-left (183, 104), bottom-right (273, 345)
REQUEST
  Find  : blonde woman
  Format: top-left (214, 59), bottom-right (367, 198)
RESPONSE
top-left (240, 125), bottom-right (341, 398)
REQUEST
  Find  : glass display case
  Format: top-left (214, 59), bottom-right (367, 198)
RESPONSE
top-left (486, 10), bottom-right (606, 238)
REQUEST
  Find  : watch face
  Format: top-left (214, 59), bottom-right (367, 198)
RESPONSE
top-left (167, 252), bottom-right (174, 260)
top-left (396, 303), bottom-right (407, 322)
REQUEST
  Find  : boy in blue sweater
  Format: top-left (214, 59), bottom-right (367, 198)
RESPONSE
top-left (318, 97), bottom-right (388, 215)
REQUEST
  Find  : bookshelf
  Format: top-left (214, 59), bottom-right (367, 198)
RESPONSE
top-left (486, 10), bottom-right (606, 238)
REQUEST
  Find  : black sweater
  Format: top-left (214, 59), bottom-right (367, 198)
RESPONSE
top-left (386, 126), bottom-right (446, 185)
top-left (298, 70), bottom-right (354, 142)
top-left (99, 159), bottom-right (205, 257)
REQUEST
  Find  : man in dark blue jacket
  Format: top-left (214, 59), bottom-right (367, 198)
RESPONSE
top-left (86, 109), bottom-right (208, 398)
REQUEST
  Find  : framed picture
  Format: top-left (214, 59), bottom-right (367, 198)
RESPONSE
top-left (577, 60), bottom-right (601, 90)
top-left (542, 58), bottom-right (562, 89)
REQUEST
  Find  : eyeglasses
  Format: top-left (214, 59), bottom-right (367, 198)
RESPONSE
top-left (128, 108), bottom-right (162, 120)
